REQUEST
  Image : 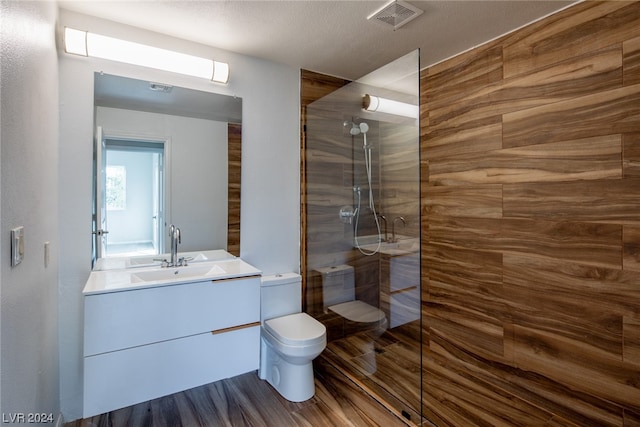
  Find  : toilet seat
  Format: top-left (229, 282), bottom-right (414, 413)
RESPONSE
top-left (328, 300), bottom-right (385, 323)
top-left (264, 313), bottom-right (326, 347)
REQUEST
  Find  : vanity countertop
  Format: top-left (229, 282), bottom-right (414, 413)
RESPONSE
top-left (83, 258), bottom-right (262, 295)
top-left (93, 249), bottom-right (236, 271)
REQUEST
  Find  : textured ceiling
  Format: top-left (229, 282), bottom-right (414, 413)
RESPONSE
top-left (59, 0), bottom-right (576, 80)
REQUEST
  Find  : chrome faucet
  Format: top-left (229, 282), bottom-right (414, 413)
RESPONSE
top-left (167, 224), bottom-right (184, 267)
top-left (378, 214), bottom-right (388, 242)
top-left (391, 216), bottom-right (406, 243)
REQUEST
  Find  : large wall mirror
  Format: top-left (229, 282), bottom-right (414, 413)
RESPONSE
top-left (92, 73), bottom-right (242, 261)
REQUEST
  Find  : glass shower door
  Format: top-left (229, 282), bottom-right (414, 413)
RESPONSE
top-left (304, 50), bottom-right (421, 422)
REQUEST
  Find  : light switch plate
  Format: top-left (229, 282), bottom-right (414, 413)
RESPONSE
top-left (11, 226), bottom-right (24, 267)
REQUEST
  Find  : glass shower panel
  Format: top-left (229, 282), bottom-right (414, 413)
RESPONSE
top-left (304, 50), bottom-right (421, 422)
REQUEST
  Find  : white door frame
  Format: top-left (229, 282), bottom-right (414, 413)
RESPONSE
top-left (94, 128), bottom-right (171, 259)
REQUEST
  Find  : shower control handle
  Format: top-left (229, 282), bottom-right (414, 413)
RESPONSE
top-left (339, 206), bottom-right (357, 224)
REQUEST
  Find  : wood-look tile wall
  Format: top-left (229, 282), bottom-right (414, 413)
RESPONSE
top-left (421, 2), bottom-right (640, 425)
top-left (300, 70), bottom-right (351, 313)
top-left (227, 123), bottom-right (241, 256)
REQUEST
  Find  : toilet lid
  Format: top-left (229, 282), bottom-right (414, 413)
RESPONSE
top-left (264, 313), bottom-right (326, 347)
top-left (328, 300), bottom-right (386, 323)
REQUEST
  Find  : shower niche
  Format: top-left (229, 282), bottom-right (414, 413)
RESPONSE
top-left (302, 50), bottom-right (421, 422)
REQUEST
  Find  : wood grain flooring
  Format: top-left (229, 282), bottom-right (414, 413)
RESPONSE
top-left (66, 354), bottom-right (413, 427)
top-left (323, 321), bottom-right (424, 426)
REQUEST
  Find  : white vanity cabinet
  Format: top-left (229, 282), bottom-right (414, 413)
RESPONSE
top-left (83, 274), bottom-right (261, 418)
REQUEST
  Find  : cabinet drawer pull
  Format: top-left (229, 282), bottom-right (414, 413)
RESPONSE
top-left (211, 321), bottom-right (260, 335)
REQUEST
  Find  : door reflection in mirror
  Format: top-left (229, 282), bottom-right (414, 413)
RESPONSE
top-left (101, 138), bottom-right (166, 258)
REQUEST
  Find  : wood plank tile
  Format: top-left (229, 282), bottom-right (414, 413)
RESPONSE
top-left (314, 354), bottom-right (414, 426)
top-left (624, 133), bottom-right (640, 177)
top-left (494, 44), bottom-right (622, 112)
top-left (426, 301), bottom-right (505, 360)
top-left (426, 43), bottom-right (503, 112)
top-left (227, 123), bottom-right (241, 256)
top-left (300, 69), bottom-right (350, 109)
top-left (624, 35), bottom-right (640, 86)
top-left (429, 216), bottom-right (622, 269)
top-left (504, 253), bottom-right (640, 319)
top-left (68, 366), bottom-right (412, 427)
top-left (545, 415), bottom-right (583, 427)
top-left (623, 225), bottom-right (640, 271)
top-left (430, 135), bottom-right (621, 185)
top-left (624, 407), bottom-right (640, 427)
top-left (429, 44), bottom-right (622, 132)
top-left (503, 83), bottom-right (640, 148)
top-left (504, 178), bottom-right (640, 225)
top-left (423, 344), bottom-right (556, 427)
top-left (425, 243), bottom-right (506, 360)
top-left (425, 242), bottom-right (505, 319)
top-left (503, 253), bottom-right (635, 358)
top-left (512, 324), bottom-right (640, 410)
top-left (350, 342), bottom-right (421, 413)
top-left (624, 317), bottom-right (640, 366)
top-left (419, 2), bottom-right (640, 425)
top-left (424, 184), bottom-right (502, 218)
top-left (428, 331), bottom-right (625, 427)
top-left (423, 120), bottom-right (502, 159)
top-left (498, 218), bottom-right (622, 269)
top-left (503, 1), bottom-right (639, 79)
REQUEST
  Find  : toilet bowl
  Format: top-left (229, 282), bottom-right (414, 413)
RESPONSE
top-left (259, 274), bottom-right (327, 402)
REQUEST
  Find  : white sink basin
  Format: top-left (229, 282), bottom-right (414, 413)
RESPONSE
top-left (131, 264), bottom-right (226, 283)
top-left (381, 238), bottom-right (419, 253)
top-left (356, 235), bottom-right (419, 255)
top-left (84, 258), bottom-right (262, 295)
top-left (127, 256), bottom-right (165, 267)
top-left (127, 252), bottom-right (210, 267)
top-left (125, 250), bottom-right (233, 268)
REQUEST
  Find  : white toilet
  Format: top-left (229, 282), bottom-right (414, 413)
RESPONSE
top-left (259, 273), bottom-right (327, 402)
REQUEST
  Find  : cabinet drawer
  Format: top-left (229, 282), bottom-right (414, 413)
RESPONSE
top-left (390, 286), bottom-right (420, 328)
top-left (389, 252), bottom-right (419, 292)
top-left (83, 325), bottom-right (260, 418)
top-left (84, 276), bottom-right (260, 356)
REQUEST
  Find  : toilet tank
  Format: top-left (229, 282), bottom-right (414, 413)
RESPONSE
top-left (315, 265), bottom-right (355, 308)
top-left (261, 273), bottom-right (302, 321)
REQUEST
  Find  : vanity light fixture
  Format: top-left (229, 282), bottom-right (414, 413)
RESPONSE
top-left (63, 27), bottom-right (229, 84)
top-left (363, 94), bottom-right (418, 119)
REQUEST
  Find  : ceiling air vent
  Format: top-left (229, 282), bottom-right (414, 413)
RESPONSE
top-left (368, 0), bottom-right (423, 30)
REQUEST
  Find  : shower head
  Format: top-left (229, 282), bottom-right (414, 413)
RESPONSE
top-left (343, 120), bottom-right (369, 136)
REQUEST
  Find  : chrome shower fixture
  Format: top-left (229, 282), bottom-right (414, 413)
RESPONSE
top-left (343, 121), bottom-right (369, 136)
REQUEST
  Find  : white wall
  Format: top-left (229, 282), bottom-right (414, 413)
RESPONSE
top-left (0, 0), bottom-right (61, 422)
top-left (58, 10), bottom-right (301, 421)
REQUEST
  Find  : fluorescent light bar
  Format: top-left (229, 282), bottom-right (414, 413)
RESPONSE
top-left (363, 94), bottom-right (418, 119)
top-left (63, 27), bottom-right (229, 84)
top-left (213, 61), bottom-right (229, 85)
top-left (64, 27), bottom-right (87, 56)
